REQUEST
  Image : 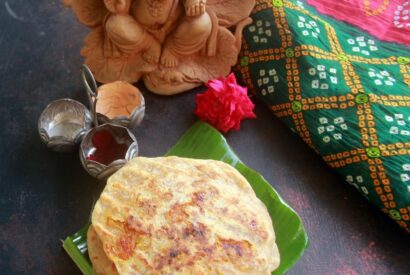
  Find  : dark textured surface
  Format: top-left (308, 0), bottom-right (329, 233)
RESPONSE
top-left (0, 0), bottom-right (409, 274)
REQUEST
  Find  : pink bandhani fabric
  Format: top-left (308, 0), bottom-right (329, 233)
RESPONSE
top-left (307, 0), bottom-right (410, 46)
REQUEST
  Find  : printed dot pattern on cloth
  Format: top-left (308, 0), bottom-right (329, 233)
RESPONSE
top-left (235, 0), bottom-right (410, 232)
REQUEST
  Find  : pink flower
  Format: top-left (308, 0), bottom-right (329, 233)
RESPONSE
top-left (194, 73), bottom-right (256, 133)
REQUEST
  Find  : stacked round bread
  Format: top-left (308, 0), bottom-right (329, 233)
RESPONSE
top-left (88, 157), bottom-right (280, 274)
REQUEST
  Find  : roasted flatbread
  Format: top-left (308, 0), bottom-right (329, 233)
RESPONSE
top-left (90, 157), bottom-right (280, 274)
top-left (88, 225), bottom-right (119, 275)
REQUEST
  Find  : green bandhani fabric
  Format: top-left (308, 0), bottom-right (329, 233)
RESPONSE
top-left (234, 0), bottom-right (410, 232)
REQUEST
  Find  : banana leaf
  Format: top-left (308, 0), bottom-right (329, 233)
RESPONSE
top-left (63, 121), bottom-right (308, 274)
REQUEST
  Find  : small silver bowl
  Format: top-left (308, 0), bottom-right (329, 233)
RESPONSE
top-left (38, 99), bottom-right (92, 152)
top-left (96, 84), bottom-right (146, 130)
top-left (79, 123), bottom-right (138, 180)
top-left (96, 98), bottom-right (145, 129)
top-left (82, 67), bottom-right (145, 130)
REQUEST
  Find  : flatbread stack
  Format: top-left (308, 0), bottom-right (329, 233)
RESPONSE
top-left (88, 157), bottom-right (280, 274)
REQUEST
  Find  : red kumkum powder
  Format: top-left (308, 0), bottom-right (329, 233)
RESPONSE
top-left (86, 130), bottom-right (128, 165)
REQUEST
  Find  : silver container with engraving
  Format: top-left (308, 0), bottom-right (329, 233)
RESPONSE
top-left (79, 123), bottom-right (138, 180)
top-left (79, 65), bottom-right (139, 179)
top-left (38, 65), bottom-right (142, 179)
top-left (38, 99), bottom-right (92, 152)
top-left (82, 65), bottom-right (145, 130)
top-left (96, 93), bottom-right (145, 130)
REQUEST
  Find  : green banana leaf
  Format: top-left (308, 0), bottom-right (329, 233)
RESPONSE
top-left (63, 121), bottom-right (308, 274)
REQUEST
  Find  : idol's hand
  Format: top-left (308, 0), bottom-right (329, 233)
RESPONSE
top-left (185, 0), bottom-right (206, 17)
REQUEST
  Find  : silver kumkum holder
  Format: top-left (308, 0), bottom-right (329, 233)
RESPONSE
top-left (38, 99), bottom-right (92, 153)
top-left (82, 65), bottom-right (145, 130)
top-left (79, 123), bottom-right (138, 180)
top-left (38, 64), bottom-right (142, 179)
top-left (96, 92), bottom-right (145, 130)
top-left (79, 65), bottom-right (138, 179)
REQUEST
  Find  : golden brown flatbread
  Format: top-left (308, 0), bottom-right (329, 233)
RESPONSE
top-left (87, 225), bottom-right (119, 275)
top-left (90, 157), bottom-right (280, 274)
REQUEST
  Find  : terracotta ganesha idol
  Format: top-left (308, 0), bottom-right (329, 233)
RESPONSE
top-left (64, 0), bottom-right (255, 95)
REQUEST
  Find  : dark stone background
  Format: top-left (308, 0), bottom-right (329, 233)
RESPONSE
top-left (0, 0), bottom-right (408, 274)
